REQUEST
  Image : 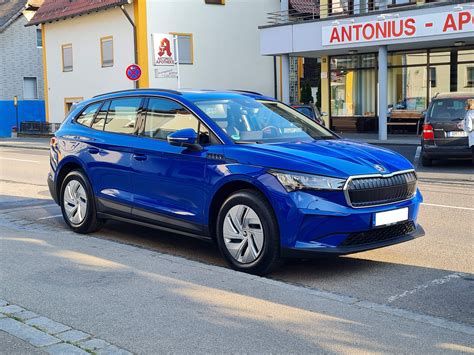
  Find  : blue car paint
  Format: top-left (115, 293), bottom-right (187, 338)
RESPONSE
top-left (49, 89), bottom-right (424, 255)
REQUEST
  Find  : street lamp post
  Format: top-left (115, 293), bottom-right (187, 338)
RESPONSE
top-left (13, 95), bottom-right (19, 132)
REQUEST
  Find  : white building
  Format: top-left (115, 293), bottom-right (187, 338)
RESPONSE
top-left (29, 0), bottom-right (280, 123)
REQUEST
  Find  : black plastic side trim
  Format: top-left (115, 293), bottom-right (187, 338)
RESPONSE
top-left (96, 212), bottom-right (213, 242)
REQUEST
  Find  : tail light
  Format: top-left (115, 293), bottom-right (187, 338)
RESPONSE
top-left (422, 124), bottom-right (434, 140)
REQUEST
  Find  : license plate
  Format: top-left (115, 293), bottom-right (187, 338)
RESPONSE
top-left (447, 131), bottom-right (467, 137)
top-left (375, 208), bottom-right (408, 227)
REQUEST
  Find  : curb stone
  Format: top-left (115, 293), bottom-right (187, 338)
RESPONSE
top-left (0, 300), bottom-right (133, 354)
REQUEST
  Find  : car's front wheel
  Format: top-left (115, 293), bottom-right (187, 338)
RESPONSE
top-left (60, 170), bottom-right (103, 234)
top-left (216, 189), bottom-right (280, 275)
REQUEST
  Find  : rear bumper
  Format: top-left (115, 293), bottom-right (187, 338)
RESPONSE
top-left (281, 223), bottom-right (425, 258)
top-left (47, 172), bottom-right (59, 205)
top-left (422, 145), bottom-right (471, 159)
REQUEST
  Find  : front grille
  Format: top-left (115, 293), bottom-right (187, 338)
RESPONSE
top-left (347, 171), bottom-right (417, 207)
top-left (340, 221), bottom-right (416, 247)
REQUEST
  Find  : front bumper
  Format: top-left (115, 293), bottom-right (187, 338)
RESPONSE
top-left (281, 223), bottom-right (425, 257)
top-left (259, 174), bottom-right (424, 257)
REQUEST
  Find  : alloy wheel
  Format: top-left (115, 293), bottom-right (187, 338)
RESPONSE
top-left (223, 204), bottom-right (264, 264)
top-left (63, 180), bottom-right (88, 225)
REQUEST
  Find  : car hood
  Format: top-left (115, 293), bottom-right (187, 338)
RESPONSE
top-left (226, 139), bottom-right (413, 178)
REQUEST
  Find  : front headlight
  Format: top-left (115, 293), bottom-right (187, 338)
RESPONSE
top-left (269, 170), bottom-right (346, 192)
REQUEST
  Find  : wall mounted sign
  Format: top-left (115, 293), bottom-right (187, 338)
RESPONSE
top-left (322, 9), bottom-right (474, 46)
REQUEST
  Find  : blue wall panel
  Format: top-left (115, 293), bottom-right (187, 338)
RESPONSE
top-left (0, 100), bottom-right (46, 137)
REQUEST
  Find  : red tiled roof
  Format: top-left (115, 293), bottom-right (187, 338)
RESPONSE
top-left (28, 0), bottom-right (129, 26)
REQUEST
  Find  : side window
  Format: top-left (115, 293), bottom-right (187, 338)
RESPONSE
top-left (91, 101), bottom-right (110, 130)
top-left (103, 98), bottom-right (142, 134)
top-left (76, 102), bottom-right (101, 126)
top-left (143, 98), bottom-right (211, 144)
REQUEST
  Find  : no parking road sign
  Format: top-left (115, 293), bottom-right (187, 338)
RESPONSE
top-left (126, 64), bottom-right (142, 81)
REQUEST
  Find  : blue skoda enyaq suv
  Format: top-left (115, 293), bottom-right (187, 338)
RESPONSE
top-left (48, 89), bottom-right (424, 275)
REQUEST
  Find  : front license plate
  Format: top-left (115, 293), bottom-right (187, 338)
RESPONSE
top-left (375, 208), bottom-right (408, 227)
top-left (447, 131), bottom-right (468, 137)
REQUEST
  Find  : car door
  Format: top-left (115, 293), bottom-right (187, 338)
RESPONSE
top-left (85, 97), bottom-right (144, 217)
top-left (428, 98), bottom-right (469, 147)
top-left (130, 97), bottom-right (223, 234)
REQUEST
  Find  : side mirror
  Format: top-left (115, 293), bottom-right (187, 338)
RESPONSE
top-left (321, 112), bottom-right (328, 117)
top-left (167, 128), bottom-right (202, 151)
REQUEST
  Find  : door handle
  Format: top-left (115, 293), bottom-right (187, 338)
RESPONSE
top-left (88, 148), bottom-right (100, 155)
top-left (133, 153), bottom-right (147, 161)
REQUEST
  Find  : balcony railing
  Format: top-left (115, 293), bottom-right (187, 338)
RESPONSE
top-left (266, 0), bottom-right (424, 25)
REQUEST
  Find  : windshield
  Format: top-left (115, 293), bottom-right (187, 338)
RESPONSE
top-left (193, 98), bottom-right (335, 143)
top-left (428, 98), bottom-right (469, 121)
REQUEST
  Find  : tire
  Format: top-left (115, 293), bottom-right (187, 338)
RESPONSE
top-left (60, 170), bottom-right (103, 234)
top-left (421, 154), bottom-right (432, 167)
top-left (216, 189), bottom-right (280, 275)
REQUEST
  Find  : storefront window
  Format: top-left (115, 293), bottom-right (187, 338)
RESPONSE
top-left (331, 69), bottom-right (376, 116)
top-left (330, 54), bottom-right (376, 132)
top-left (388, 51), bottom-right (427, 66)
top-left (429, 65), bottom-right (450, 95)
top-left (457, 49), bottom-right (474, 93)
top-left (429, 51), bottom-right (450, 64)
top-left (388, 66), bottom-right (427, 112)
top-left (457, 63), bottom-right (474, 92)
top-left (331, 54), bottom-right (376, 70)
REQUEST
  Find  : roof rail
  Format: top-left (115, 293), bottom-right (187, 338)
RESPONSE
top-left (93, 88), bottom-right (182, 98)
top-left (228, 90), bottom-right (263, 96)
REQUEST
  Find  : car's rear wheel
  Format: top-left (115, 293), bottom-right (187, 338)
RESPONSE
top-left (421, 154), bottom-right (432, 167)
top-left (60, 170), bottom-right (103, 234)
top-left (216, 189), bottom-right (280, 275)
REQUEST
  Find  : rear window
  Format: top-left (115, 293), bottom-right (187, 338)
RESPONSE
top-left (295, 107), bottom-right (315, 119)
top-left (428, 98), bottom-right (469, 121)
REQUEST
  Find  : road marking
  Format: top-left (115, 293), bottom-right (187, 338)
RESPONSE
top-left (422, 202), bottom-right (474, 211)
top-left (37, 214), bottom-right (62, 220)
top-left (387, 272), bottom-right (467, 304)
top-left (0, 157), bottom-right (40, 163)
top-left (413, 146), bottom-right (421, 168)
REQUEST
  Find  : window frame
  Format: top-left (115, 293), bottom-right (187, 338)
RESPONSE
top-left (23, 77), bottom-right (38, 100)
top-left (100, 36), bottom-right (114, 68)
top-left (139, 96), bottom-right (222, 145)
top-left (64, 97), bottom-right (84, 116)
top-left (61, 43), bottom-right (73, 72)
top-left (36, 28), bottom-right (42, 48)
top-left (170, 32), bottom-right (194, 65)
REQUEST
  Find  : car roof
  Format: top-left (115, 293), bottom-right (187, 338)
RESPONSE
top-left (433, 92), bottom-right (474, 100)
top-left (90, 88), bottom-right (275, 102)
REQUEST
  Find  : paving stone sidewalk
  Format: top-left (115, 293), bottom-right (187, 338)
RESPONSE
top-left (0, 300), bottom-right (132, 355)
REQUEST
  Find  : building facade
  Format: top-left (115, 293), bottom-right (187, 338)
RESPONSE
top-left (260, 0), bottom-right (474, 139)
top-left (0, 0), bottom-right (45, 137)
top-left (29, 0), bottom-right (280, 124)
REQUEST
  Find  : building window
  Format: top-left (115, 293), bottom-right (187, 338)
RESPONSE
top-left (62, 44), bottom-right (73, 72)
top-left (36, 28), bottom-right (42, 48)
top-left (64, 97), bottom-right (83, 115)
top-left (23, 77), bottom-right (38, 100)
top-left (205, 0), bottom-right (225, 4)
top-left (171, 33), bottom-right (193, 65)
top-left (100, 36), bottom-right (114, 67)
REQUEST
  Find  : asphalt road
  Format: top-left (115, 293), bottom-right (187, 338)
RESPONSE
top-left (0, 145), bottom-right (473, 352)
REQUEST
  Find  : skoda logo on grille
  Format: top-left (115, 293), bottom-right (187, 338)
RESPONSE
top-left (374, 164), bottom-right (386, 173)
